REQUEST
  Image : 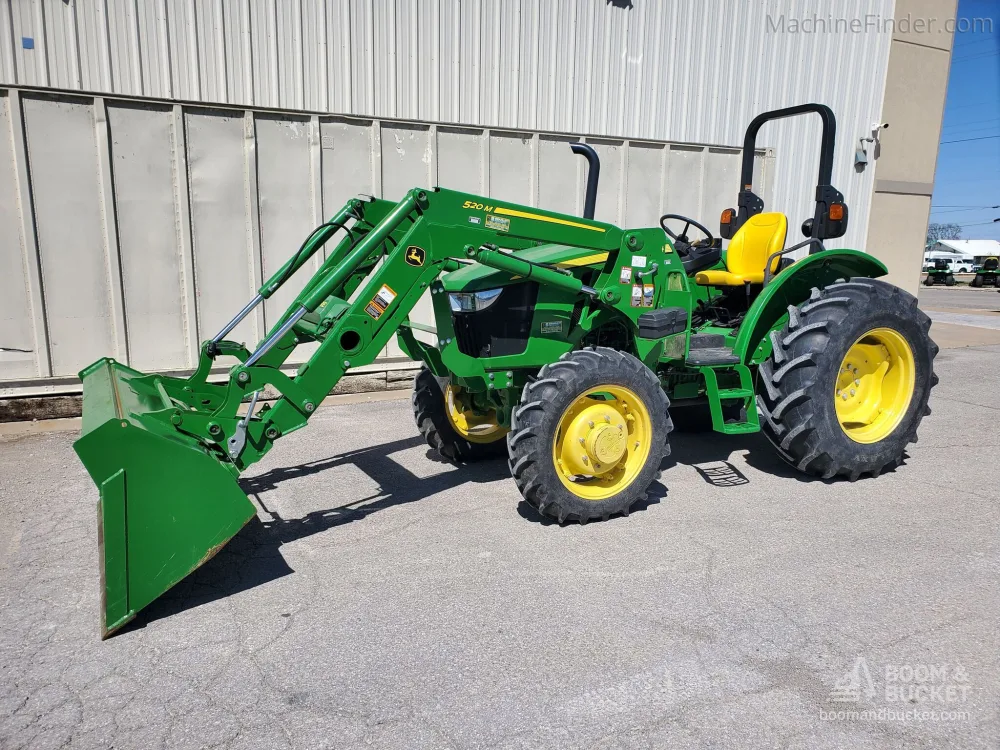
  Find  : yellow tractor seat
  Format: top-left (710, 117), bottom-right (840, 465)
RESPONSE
top-left (696, 212), bottom-right (788, 286)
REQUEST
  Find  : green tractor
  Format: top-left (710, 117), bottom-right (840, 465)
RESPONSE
top-left (971, 256), bottom-right (999, 287)
top-left (923, 258), bottom-right (956, 286)
top-left (74, 104), bottom-right (938, 637)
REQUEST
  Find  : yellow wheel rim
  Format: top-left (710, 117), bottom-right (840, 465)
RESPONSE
top-left (551, 384), bottom-right (653, 501)
top-left (445, 384), bottom-right (508, 444)
top-left (835, 328), bottom-right (916, 444)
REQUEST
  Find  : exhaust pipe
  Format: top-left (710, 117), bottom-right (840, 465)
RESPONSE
top-left (570, 142), bottom-right (600, 220)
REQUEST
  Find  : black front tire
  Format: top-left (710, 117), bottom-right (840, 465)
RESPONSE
top-left (507, 347), bottom-right (672, 523)
top-left (412, 368), bottom-right (507, 462)
top-left (757, 279), bottom-right (938, 481)
top-left (971, 275), bottom-right (983, 288)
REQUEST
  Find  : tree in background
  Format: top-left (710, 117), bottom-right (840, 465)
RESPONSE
top-left (926, 222), bottom-right (962, 249)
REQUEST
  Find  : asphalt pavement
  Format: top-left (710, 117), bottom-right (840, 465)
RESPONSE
top-left (1, 336), bottom-right (999, 748)
top-left (918, 286), bottom-right (1000, 348)
top-left (917, 285), bottom-right (1000, 312)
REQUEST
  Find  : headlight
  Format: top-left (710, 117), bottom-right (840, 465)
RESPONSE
top-left (448, 287), bottom-right (503, 313)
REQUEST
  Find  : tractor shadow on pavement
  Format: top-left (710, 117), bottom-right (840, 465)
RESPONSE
top-left (666, 428), bottom-right (910, 484)
top-left (125, 427), bottom-right (887, 633)
top-left (125, 434), bottom-right (512, 633)
top-left (514, 427), bottom-right (812, 524)
top-left (667, 429), bottom-right (797, 480)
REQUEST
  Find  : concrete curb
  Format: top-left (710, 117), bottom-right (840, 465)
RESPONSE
top-left (0, 367), bottom-right (418, 423)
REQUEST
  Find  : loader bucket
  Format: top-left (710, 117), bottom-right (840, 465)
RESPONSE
top-left (73, 359), bottom-right (256, 638)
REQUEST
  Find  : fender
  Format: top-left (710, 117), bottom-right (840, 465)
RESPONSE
top-left (734, 249), bottom-right (888, 364)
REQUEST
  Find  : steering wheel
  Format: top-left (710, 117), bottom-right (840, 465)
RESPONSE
top-left (659, 214), bottom-right (715, 253)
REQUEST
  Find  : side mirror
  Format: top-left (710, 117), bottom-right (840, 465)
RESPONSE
top-left (802, 201), bottom-right (848, 241)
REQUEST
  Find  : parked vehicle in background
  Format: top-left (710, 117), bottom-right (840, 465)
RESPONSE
top-left (971, 257), bottom-right (999, 288)
top-left (923, 251), bottom-right (976, 274)
top-left (924, 259), bottom-right (957, 286)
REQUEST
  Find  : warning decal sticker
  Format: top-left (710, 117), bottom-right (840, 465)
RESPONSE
top-left (485, 215), bottom-right (510, 232)
top-left (643, 284), bottom-right (655, 307)
top-left (365, 284), bottom-right (397, 320)
top-left (619, 266), bottom-right (632, 284)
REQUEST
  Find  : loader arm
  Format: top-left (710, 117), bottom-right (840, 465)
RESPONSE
top-left (155, 188), bottom-right (623, 471)
top-left (73, 186), bottom-right (632, 636)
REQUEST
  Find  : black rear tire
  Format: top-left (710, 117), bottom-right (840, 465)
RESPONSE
top-left (971, 275), bottom-right (983, 288)
top-left (412, 368), bottom-right (507, 462)
top-left (945, 275), bottom-right (956, 286)
top-left (507, 347), bottom-right (672, 523)
top-left (757, 279), bottom-right (938, 481)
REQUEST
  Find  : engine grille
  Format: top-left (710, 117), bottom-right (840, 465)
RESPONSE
top-left (452, 283), bottom-right (539, 358)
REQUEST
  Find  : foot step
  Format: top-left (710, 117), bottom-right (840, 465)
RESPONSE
top-left (689, 333), bottom-right (726, 350)
top-left (686, 347), bottom-right (740, 366)
top-left (717, 388), bottom-right (753, 399)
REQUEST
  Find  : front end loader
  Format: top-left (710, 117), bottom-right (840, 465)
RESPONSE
top-left (75, 104), bottom-right (938, 637)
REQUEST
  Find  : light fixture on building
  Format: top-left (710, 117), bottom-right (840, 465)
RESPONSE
top-left (855, 122), bottom-right (889, 168)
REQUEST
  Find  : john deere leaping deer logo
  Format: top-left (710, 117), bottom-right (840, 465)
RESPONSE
top-left (405, 245), bottom-right (426, 267)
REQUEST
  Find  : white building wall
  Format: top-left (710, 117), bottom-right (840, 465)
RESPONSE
top-left (0, 88), bottom-right (772, 393)
top-left (1, 0), bottom-right (894, 250)
top-left (0, 0), bottom-right (899, 394)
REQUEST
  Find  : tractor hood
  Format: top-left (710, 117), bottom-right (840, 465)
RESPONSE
top-left (441, 244), bottom-right (611, 292)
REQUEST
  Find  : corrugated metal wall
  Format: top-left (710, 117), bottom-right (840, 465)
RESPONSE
top-left (0, 0), bottom-right (894, 252)
top-left (0, 87), bottom-right (772, 395)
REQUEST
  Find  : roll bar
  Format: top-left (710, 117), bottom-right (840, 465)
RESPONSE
top-left (739, 103), bottom-right (837, 190)
top-left (723, 103), bottom-right (848, 248)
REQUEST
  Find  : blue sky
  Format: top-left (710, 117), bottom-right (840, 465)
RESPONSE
top-left (930, 0), bottom-right (1000, 240)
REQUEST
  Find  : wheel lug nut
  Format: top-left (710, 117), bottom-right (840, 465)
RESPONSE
top-left (850, 389), bottom-right (856, 396)
top-left (604, 415), bottom-right (611, 423)
top-left (579, 437), bottom-right (585, 445)
top-left (854, 379), bottom-right (860, 386)
top-left (842, 394), bottom-right (848, 400)
top-left (581, 456), bottom-right (589, 464)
